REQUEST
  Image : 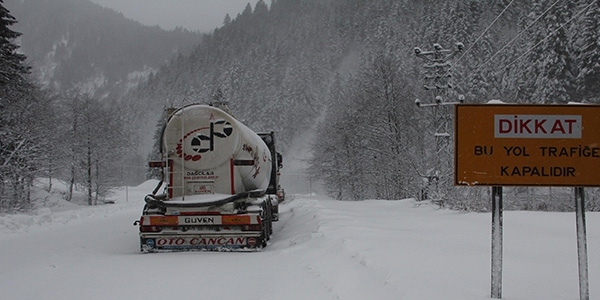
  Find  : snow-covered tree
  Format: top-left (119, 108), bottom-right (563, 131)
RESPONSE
top-left (0, 0), bottom-right (28, 85)
top-left (531, 1), bottom-right (578, 103)
top-left (0, 1), bottom-right (52, 212)
top-left (576, 0), bottom-right (600, 102)
top-left (59, 92), bottom-right (130, 205)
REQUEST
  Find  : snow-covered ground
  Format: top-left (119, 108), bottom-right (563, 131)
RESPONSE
top-left (0, 180), bottom-right (598, 300)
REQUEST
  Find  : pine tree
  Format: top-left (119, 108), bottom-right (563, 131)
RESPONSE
top-left (0, 0), bottom-right (29, 85)
top-left (254, 0), bottom-right (269, 15)
top-left (576, 0), bottom-right (600, 102)
top-left (526, 1), bottom-right (578, 103)
top-left (223, 14), bottom-right (232, 27)
top-left (0, 0), bottom-right (41, 212)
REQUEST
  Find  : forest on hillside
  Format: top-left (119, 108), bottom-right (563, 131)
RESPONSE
top-left (0, 0), bottom-right (200, 212)
top-left (125, 0), bottom-right (600, 210)
top-left (2, 0), bottom-right (600, 212)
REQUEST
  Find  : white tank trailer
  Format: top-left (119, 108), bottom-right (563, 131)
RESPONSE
top-left (135, 103), bottom-right (284, 252)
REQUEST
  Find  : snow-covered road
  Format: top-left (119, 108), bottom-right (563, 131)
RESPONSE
top-left (0, 181), bottom-right (598, 300)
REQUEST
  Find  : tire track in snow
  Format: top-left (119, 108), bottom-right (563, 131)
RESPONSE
top-left (270, 196), bottom-right (404, 300)
top-left (264, 196), bottom-right (341, 300)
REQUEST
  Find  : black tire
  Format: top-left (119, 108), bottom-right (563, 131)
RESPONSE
top-left (265, 201), bottom-right (272, 241)
top-left (260, 201), bottom-right (272, 246)
top-left (266, 200), bottom-right (273, 237)
top-left (271, 196), bottom-right (279, 222)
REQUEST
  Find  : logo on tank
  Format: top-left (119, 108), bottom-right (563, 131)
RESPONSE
top-left (242, 143), bottom-right (263, 179)
top-left (176, 118), bottom-right (233, 161)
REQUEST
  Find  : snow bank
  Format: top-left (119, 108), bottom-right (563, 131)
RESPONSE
top-left (0, 180), bottom-right (155, 235)
top-left (0, 182), bottom-right (598, 300)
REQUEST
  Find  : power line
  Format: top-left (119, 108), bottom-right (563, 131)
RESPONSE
top-left (500, 1), bottom-right (596, 73)
top-left (460, 0), bottom-right (563, 83)
top-left (457, 0), bottom-right (515, 63)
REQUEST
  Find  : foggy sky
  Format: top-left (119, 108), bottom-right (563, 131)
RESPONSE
top-left (89, 0), bottom-right (260, 32)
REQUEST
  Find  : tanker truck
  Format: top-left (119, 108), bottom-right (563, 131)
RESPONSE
top-left (134, 103), bottom-right (284, 252)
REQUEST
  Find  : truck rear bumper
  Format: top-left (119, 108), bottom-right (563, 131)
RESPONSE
top-left (140, 233), bottom-right (263, 252)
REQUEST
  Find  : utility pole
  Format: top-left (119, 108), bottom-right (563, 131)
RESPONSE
top-left (414, 42), bottom-right (463, 204)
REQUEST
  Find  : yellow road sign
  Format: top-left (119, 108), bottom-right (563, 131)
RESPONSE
top-left (454, 104), bottom-right (600, 186)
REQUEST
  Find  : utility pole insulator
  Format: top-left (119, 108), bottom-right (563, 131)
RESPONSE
top-left (413, 42), bottom-right (463, 203)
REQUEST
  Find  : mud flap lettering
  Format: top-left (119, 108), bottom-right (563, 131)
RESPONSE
top-left (154, 237), bottom-right (247, 247)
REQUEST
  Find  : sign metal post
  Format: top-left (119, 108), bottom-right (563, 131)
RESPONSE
top-left (575, 187), bottom-right (589, 300)
top-left (491, 186), bottom-right (503, 299)
top-left (454, 104), bottom-right (599, 299)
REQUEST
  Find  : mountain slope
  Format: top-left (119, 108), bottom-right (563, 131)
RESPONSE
top-left (122, 0), bottom-right (355, 154)
top-left (7, 0), bottom-right (202, 98)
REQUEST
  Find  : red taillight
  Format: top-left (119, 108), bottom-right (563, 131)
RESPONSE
top-left (140, 226), bottom-right (162, 232)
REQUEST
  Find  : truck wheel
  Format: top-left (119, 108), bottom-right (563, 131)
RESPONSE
top-left (260, 201), bottom-right (271, 246)
top-left (264, 201), bottom-right (271, 241)
top-left (271, 199), bottom-right (279, 222)
top-left (260, 224), bottom-right (268, 248)
top-left (266, 200), bottom-right (273, 236)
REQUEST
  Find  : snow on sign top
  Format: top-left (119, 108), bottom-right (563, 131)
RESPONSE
top-left (454, 104), bottom-right (600, 187)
